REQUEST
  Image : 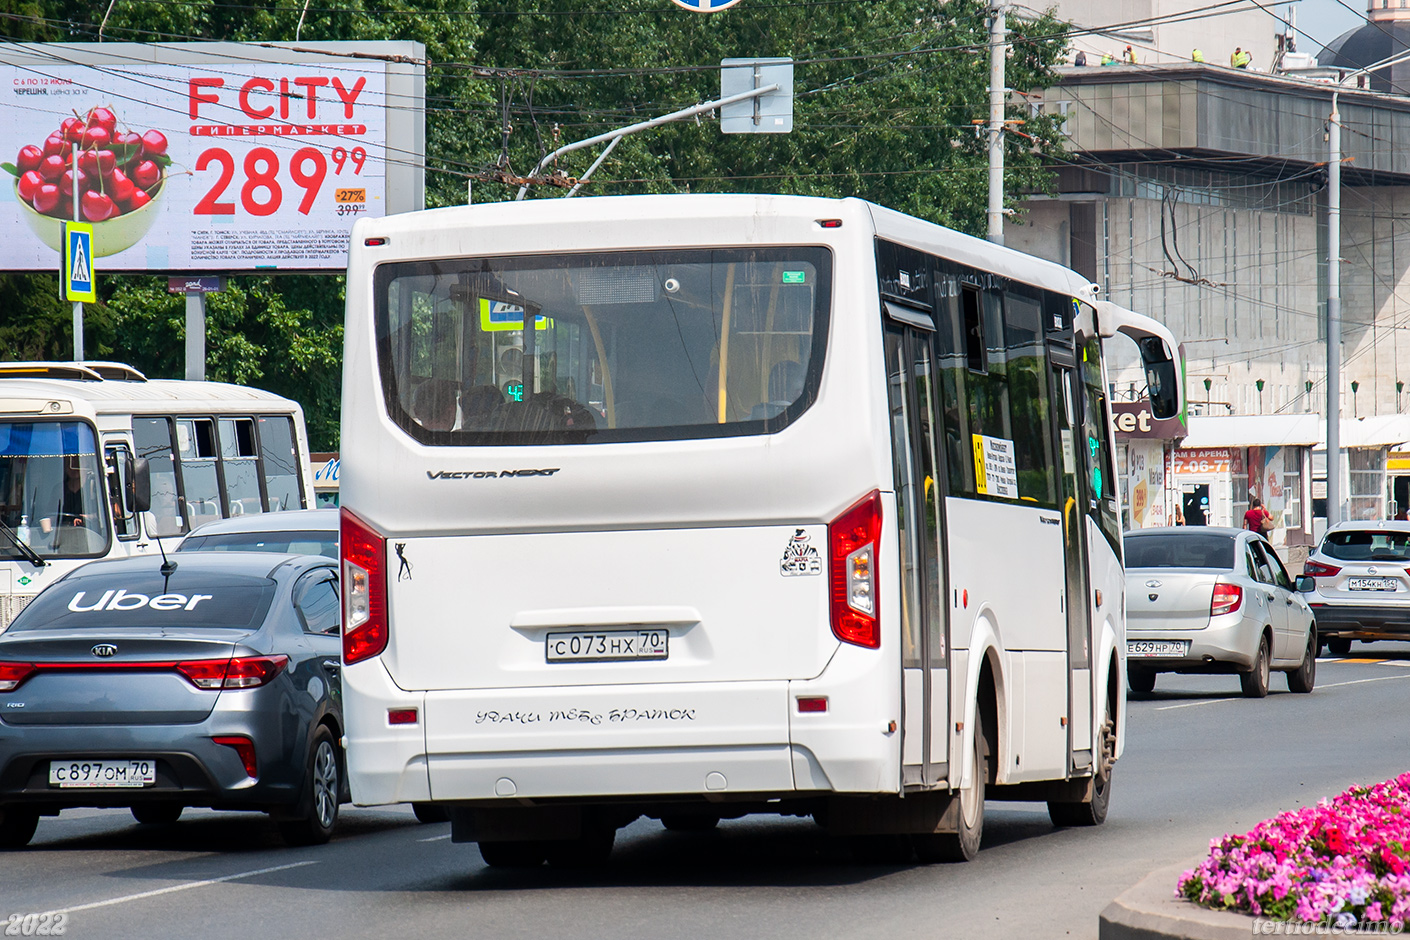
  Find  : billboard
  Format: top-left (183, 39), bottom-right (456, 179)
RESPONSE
top-left (2, 41), bottom-right (424, 273)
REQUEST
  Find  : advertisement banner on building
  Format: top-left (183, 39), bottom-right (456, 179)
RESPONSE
top-left (1173, 447), bottom-right (1244, 475)
top-left (1126, 439), bottom-right (1169, 528)
top-left (1, 42), bottom-right (424, 272)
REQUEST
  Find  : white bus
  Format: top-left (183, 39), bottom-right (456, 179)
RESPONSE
top-left (0, 362), bottom-right (314, 627)
top-left (339, 194), bottom-right (1181, 865)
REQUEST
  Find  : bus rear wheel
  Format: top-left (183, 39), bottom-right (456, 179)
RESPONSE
top-left (1049, 712), bottom-right (1114, 828)
top-left (913, 710), bottom-right (987, 863)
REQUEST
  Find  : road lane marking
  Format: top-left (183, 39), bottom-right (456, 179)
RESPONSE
top-left (1151, 671), bottom-right (1410, 709)
top-left (418, 833), bottom-right (452, 842)
top-left (40, 860), bottom-right (318, 916)
top-left (1320, 674), bottom-right (1410, 689)
top-left (1153, 699), bottom-right (1230, 711)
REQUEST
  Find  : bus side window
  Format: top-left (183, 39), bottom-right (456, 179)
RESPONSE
top-left (220, 418), bottom-right (263, 516)
top-left (1080, 334), bottom-right (1122, 552)
top-left (1004, 292), bottom-right (1058, 506)
top-left (178, 418), bottom-right (222, 526)
top-left (258, 416), bottom-right (304, 511)
top-left (133, 417), bottom-right (186, 538)
top-left (104, 443), bottom-right (138, 540)
top-left (961, 284), bottom-right (985, 374)
top-left (933, 272), bottom-right (974, 495)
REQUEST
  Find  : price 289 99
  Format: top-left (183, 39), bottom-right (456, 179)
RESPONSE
top-left (194, 144), bottom-right (366, 216)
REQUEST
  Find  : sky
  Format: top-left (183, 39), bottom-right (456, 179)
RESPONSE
top-left (1292, 0), bottom-right (1369, 57)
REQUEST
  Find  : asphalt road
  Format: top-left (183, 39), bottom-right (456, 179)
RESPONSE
top-left (6, 646), bottom-right (1410, 940)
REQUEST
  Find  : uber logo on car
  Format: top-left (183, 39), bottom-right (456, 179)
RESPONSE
top-left (67, 590), bottom-right (214, 613)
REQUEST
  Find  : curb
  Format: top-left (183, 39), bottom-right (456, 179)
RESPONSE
top-left (1100, 860), bottom-right (1263, 940)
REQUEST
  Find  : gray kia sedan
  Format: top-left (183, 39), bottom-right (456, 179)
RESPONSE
top-left (0, 551), bottom-right (344, 849)
top-left (1124, 527), bottom-right (1317, 697)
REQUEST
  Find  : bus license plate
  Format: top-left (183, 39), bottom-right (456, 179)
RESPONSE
top-left (49, 759), bottom-right (156, 788)
top-left (546, 630), bottom-right (668, 663)
top-left (1348, 578), bottom-right (1397, 591)
top-left (1127, 640), bottom-right (1189, 658)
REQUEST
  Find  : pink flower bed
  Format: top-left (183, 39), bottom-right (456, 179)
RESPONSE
top-left (1178, 773), bottom-right (1410, 928)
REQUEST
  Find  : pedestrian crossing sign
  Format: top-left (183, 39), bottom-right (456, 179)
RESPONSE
top-left (64, 223), bottom-right (96, 302)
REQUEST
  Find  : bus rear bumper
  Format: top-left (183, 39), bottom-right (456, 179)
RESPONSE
top-left (343, 656), bottom-right (899, 805)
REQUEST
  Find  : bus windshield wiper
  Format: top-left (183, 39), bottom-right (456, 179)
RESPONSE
top-left (0, 520), bottom-right (46, 567)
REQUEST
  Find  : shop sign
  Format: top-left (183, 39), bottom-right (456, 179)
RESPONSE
top-left (1110, 402), bottom-right (1187, 440)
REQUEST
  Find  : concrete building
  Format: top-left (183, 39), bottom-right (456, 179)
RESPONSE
top-left (1059, 0), bottom-right (1281, 70)
top-left (1014, 61), bottom-right (1410, 423)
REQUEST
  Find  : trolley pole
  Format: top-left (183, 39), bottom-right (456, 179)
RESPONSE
top-left (987, 1), bottom-right (1007, 245)
top-left (1326, 92), bottom-right (1342, 525)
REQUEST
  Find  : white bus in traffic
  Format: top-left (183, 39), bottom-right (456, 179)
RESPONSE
top-left (339, 194), bottom-right (1182, 864)
top-left (0, 362), bottom-right (314, 627)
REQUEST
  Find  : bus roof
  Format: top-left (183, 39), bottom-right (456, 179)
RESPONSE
top-left (0, 366), bottom-right (302, 415)
top-left (350, 193), bottom-right (1099, 302)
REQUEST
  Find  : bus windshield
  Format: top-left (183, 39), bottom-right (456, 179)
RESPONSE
top-left (0, 420), bottom-right (111, 558)
top-left (374, 248), bottom-right (832, 445)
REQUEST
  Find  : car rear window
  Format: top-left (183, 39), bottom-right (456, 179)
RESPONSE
top-left (177, 531), bottom-right (338, 560)
top-left (1320, 530), bottom-right (1410, 562)
top-left (7, 568), bottom-right (278, 632)
top-left (1124, 533), bottom-right (1237, 569)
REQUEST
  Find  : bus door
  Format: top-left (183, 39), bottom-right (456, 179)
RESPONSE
top-left (102, 437), bottom-right (144, 554)
top-left (884, 310), bottom-right (950, 787)
top-left (1046, 316), bottom-right (1094, 772)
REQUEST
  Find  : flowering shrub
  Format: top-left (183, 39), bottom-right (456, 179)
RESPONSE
top-left (1178, 773), bottom-right (1410, 928)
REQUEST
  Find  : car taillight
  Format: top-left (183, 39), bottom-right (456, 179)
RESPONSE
top-left (342, 507), bottom-right (388, 665)
top-left (213, 735), bottom-right (258, 778)
top-left (829, 490), bottom-right (882, 649)
top-left (0, 662), bottom-right (36, 692)
top-left (1303, 560), bottom-right (1342, 578)
top-left (1211, 583), bottom-right (1244, 617)
top-left (175, 656), bottom-right (287, 690)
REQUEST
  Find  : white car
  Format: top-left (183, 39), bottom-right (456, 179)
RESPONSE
top-left (1123, 527), bottom-right (1317, 697)
top-left (174, 509), bottom-right (339, 560)
top-left (1302, 520), bottom-right (1410, 656)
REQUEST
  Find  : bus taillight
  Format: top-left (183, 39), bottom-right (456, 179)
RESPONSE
top-left (829, 491), bottom-right (882, 649)
top-left (341, 508), bottom-right (388, 665)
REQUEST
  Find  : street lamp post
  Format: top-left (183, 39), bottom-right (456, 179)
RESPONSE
top-left (1324, 48), bottom-right (1410, 524)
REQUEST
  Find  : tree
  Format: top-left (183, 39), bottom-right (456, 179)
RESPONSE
top-left (455, 0), bottom-right (1070, 235)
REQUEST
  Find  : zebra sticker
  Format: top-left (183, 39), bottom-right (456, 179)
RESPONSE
top-left (780, 529), bottom-right (822, 576)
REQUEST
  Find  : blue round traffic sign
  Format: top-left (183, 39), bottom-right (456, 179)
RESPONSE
top-left (670, 0), bottom-right (743, 10)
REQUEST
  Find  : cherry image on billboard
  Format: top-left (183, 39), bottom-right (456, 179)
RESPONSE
top-left (3, 104), bottom-right (169, 257)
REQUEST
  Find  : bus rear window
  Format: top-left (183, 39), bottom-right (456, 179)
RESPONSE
top-left (373, 248), bottom-right (832, 445)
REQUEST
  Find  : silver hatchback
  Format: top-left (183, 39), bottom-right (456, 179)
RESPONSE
top-left (1302, 520), bottom-right (1410, 655)
top-left (1123, 527), bottom-right (1317, 697)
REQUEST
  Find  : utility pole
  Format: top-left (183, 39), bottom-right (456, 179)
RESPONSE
top-left (987, 0), bottom-right (1007, 245)
top-left (1326, 91), bottom-right (1342, 525)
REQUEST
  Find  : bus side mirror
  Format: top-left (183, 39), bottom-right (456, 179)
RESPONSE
top-left (129, 457), bottom-right (152, 514)
top-left (1295, 575), bottom-right (1315, 593)
top-left (1138, 336), bottom-right (1181, 420)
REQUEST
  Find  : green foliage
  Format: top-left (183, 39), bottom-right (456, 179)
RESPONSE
top-left (0, 0), bottom-right (1071, 450)
top-left (459, 0), bottom-right (1070, 234)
